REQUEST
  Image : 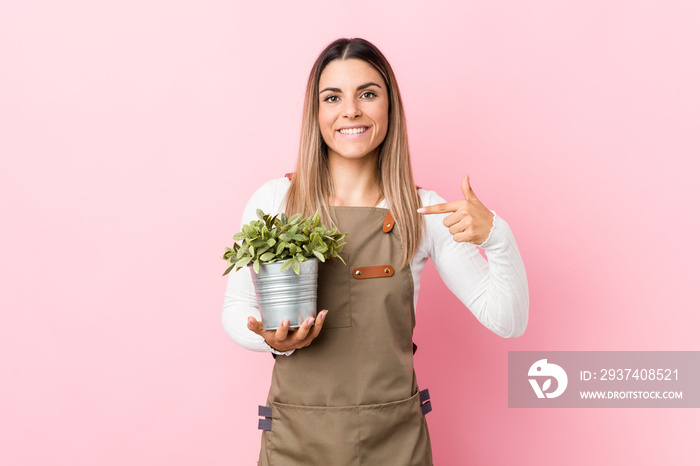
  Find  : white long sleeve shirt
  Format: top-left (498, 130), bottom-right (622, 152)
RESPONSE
top-left (222, 177), bottom-right (529, 355)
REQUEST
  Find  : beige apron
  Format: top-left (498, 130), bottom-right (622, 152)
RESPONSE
top-left (257, 206), bottom-right (433, 466)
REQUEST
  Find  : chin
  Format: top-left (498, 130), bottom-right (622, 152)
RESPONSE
top-left (339, 151), bottom-right (374, 160)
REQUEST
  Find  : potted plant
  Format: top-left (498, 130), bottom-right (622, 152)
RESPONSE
top-left (222, 209), bottom-right (347, 330)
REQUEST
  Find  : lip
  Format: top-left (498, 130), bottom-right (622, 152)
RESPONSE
top-left (336, 125), bottom-right (370, 136)
top-left (337, 125), bottom-right (369, 131)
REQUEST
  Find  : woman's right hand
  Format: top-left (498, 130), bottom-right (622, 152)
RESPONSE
top-left (247, 310), bottom-right (328, 352)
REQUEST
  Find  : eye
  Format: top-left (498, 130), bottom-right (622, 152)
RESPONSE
top-left (360, 91), bottom-right (377, 99)
top-left (323, 95), bottom-right (339, 103)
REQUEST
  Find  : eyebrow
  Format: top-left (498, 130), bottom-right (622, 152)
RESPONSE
top-left (319, 82), bottom-right (382, 94)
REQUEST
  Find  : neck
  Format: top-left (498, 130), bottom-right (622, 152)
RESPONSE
top-left (328, 151), bottom-right (382, 207)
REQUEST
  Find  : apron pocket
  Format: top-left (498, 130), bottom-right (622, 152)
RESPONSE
top-left (357, 391), bottom-right (433, 466)
top-left (264, 393), bottom-right (432, 466)
top-left (317, 252), bottom-right (351, 328)
top-left (267, 402), bottom-right (361, 466)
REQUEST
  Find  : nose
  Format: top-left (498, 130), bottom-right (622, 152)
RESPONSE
top-left (341, 99), bottom-right (361, 118)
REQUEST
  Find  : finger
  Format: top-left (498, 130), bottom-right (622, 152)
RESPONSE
top-left (442, 209), bottom-right (469, 228)
top-left (453, 231), bottom-right (475, 244)
top-left (461, 173), bottom-right (473, 201)
top-left (274, 319), bottom-right (290, 341)
top-left (449, 219), bottom-right (471, 237)
top-left (293, 316), bottom-right (316, 341)
top-left (299, 310), bottom-right (327, 347)
top-left (417, 200), bottom-right (464, 215)
top-left (247, 316), bottom-right (264, 335)
top-left (307, 310), bottom-right (328, 339)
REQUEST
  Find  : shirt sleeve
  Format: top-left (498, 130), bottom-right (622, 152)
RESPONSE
top-left (423, 190), bottom-right (529, 338)
top-left (221, 178), bottom-right (296, 356)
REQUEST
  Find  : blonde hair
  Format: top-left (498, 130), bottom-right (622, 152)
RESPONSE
top-left (284, 38), bottom-right (423, 268)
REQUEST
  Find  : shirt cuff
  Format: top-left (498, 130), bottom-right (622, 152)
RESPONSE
top-left (477, 210), bottom-right (498, 248)
top-left (265, 341), bottom-right (295, 356)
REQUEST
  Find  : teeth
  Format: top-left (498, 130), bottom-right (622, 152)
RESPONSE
top-left (339, 127), bottom-right (367, 135)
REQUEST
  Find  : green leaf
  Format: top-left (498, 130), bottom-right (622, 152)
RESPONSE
top-left (280, 258), bottom-right (293, 272)
top-left (279, 233), bottom-right (291, 242)
top-left (312, 250), bottom-right (325, 262)
top-left (280, 212), bottom-right (288, 224)
top-left (256, 244), bottom-right (271, 256)
top-left (222, 263), bottom-right (235, 276)
top-left (260, 252), bottom-right (276, 262)
top-left (292, 257), bottom-right (300, 275)
top-left (233, 231), bottom-right (246, 241)
top-left (267, 238), bottom-right (276, 247)
top-left (242, 224), bottom-right (256, 238)
top-left (256, 209), bottom-right (266, 221)
top-left (235, 256), bottom-right (252, 269)
top-left (289, 213), bottom-right (302, 225)
top-left (253, 258), bottom-right (260, 274)
top-left (292, 234), bottom-right (308, 242)
top-left (276, 242), bottom-right (286, 255)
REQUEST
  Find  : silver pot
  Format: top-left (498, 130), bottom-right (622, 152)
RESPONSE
top-left (249, 258), bottom-right (319, 330)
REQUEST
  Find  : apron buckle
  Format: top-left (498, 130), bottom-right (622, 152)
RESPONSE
top-left (258, 405), bottom-right (272, 431)
top-left (419, 389), bottom-right (432, 416)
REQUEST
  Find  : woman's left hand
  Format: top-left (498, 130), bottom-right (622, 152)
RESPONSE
top-left (417, 174), bottom-right (495, 245)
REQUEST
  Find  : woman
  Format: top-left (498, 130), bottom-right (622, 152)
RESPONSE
top-left (222, 38), bottom-right (528, 465)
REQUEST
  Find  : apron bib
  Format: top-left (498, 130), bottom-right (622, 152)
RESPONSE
top-left (257, 206), bottom-right (433, 466)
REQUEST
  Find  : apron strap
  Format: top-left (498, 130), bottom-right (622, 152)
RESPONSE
top-left (283, 172), bottom-right (398, 235)
top-left (352, 265), bottom-right (394, 279)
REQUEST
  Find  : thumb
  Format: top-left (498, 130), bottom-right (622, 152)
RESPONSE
top-left (247, 316), bottom-right (263, 335)
top-left (461, 173), bottom-right (473, 201)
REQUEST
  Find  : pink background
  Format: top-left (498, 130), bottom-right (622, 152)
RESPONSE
top-left (2, 1), bottom-right (699, 464)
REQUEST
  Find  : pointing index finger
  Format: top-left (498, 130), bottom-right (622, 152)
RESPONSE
top-left (417, 201), bottom-right (463, 215)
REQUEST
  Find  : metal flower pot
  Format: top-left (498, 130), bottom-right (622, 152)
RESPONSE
top-left (249, 258), bottom-right (319, 330)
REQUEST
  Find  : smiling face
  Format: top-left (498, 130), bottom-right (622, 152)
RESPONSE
top-left (317, 58), bottom-right (389, 164)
